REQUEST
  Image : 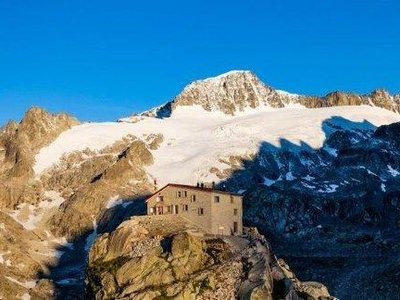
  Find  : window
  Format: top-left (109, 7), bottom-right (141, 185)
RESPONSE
top-left (184, 191), bottom-right (188, 197)
top-left (234, 208), bottom-right (238, 216)
top-left (198, 208), bottom-right (204, 215)
top-left (182, 204), bottom-right (188, 211)
top-left (157, 196), bottom-right (164, 202)
top-left (174, 205), bottom-right (179, 214)
top-left (177, 191), bottom-right (182, 198)
top-left (233, 222), bottom-right (238, 233)
top-left (166, 206), bottom-right (171, 213)
top-left (230, 196), bottom-right (234, 203)
top-left (214, 196), bottom-right (220, 203)
top-left (191, 195), bottom-right (196, 202)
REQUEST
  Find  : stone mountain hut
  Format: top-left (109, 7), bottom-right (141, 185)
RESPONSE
top-left (146, 183), bottom-right (243, 235)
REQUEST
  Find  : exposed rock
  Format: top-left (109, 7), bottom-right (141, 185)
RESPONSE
top-left (221, 121), bottom-right (400, 299)
top-left (0, 107), bottom-right (78, 209)
top-left (86, 216), bottom-right (333, 299)
top-left (131, 71), bottom-right (400, 119)
top-left (0, 211), bottom-right (43, 299)
top-left (48, 139), bottom-right (154, 238)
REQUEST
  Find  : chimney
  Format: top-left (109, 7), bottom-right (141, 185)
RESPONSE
top-left (196, 182), bottom-right (200, 187)
top-left (200, 182), bottom-right (204, 189)
top-left (212, 181), bottom-right (215, 189)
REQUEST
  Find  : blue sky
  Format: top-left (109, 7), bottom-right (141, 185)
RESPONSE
top-left (0, 0), bottom-right (399, 124)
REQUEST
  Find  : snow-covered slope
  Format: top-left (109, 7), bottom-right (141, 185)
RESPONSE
top-left (34, 105), bottom-right (400, 186)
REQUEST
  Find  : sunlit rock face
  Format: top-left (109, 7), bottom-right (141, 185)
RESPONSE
top-left (86, 216), bottom-right (333, 300)
top-left (1, 70), bottom-right (400, 299)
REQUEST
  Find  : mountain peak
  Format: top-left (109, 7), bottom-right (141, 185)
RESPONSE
top-left (136, 70), bottom-right (297, 119)
top-left (131, 71), bottom-right (399, 121)
top-left (200, 70), bottom-right (254, 81)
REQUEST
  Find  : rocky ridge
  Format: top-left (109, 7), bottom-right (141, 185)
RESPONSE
top-left (216, 120), bottom-right (400, 299)
top-left (132, 71), bottom-right (400, 119)
top-left (0, 107), bottom-right (78, 209)
top-left (86, 215), bottom-right (334, 300)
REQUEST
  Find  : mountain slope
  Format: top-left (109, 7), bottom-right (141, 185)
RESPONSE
top-left (134, 71), bottom-right (400, 118)
top-left (34, 105), bottom-right (400, 188)
top-left (1, 70), bottom-right (400, 299)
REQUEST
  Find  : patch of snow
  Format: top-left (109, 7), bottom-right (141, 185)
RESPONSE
top-left (237, 189), bottom-right (246, 194)
top-left (276, 89), bottom-right (300, 99)
top-left (56, 278), bottom-right (78, 285)
top-left (381, 183), bottom-right (386, 192)
top-left (351, 178), bottom-right (362, 183)
top-left (302, 182), bottom-right (316, 189)
top-left (202, 70), bottom-right (251, 81)
top-left (302, 175), bottom-right (315, 181)
top-left (41, 191), bottom-right (65, 208)
top-left (326, 184), bottom-right (339, 193)
top-left (388, 165), bottom-right (400, 177)
top-left (318, 184), bottom-right (339, 193)
top-left (21, 293), bottom-right (31, 300)
top-left (263, 177), bottom-right (276, 187)
top-left (34, 105), bottom-right (400, 186)
top-left (84, 219), bottom-right (98, 251)
top-left (105, 196), bottom-right (131, 209)
top-left (8, 204), bottom-right (40, 230)
top-left (367, 169), bottom-right (379, 178)
top-left (285, 172), bottom-right (296, 181)
top-left (350, 137), bottom-right (359, 144)
top-left (0, 251), bottom-right (10, 264)
top-left (324, 146), bottom-right (338, 157)
top-left (7, 192), bottom-right (65, 230)
top-left (105, 195), bottom-right (122, 209)
top-left (53, 237), bottom-right (74, 250)
top-left (5, 276), bottom-right (37, 289)
top-left (300, 158), bottom-right (314, 166)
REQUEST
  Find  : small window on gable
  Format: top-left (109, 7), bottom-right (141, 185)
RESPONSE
top-left (198, 208), bottom-right (204, 215)
top-left (191, 195), bottom-right (196, 202)
top-left (158, 196), bottom-right (164, 202)
top-left (230, 196), bottom-right (234, 203)
top-left (177, 191), bottom-right (182, 198)
top-left (214, 196), bottom-right (220, 203)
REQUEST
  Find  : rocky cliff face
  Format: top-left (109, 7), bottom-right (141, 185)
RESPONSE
top-left (86, 215), bottom-right (334, 300)
top-left (0, 107), bottom-right (78, 209)
top-left (134, 71), bottom-right (400, 119)
top-left (47, 138), bottom-right (155, 239)
top-left (217, 120), bottom-right (400, 299)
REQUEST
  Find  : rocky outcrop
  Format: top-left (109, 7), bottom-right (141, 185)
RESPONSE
top-left (0, 107), bottom-right (78, 178)
top-left (0, 107), bottom-right (78, 209)
top-left (219, 120), bottom-right (400, 299)
top-left (86, 215), bottom-right (333, 299)
top-left (48, 138), bottom-right (154, 238)
top-left (140, 71), bottom-right (297, 117)
top-left (0, 211), bottom-right (44, 299)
